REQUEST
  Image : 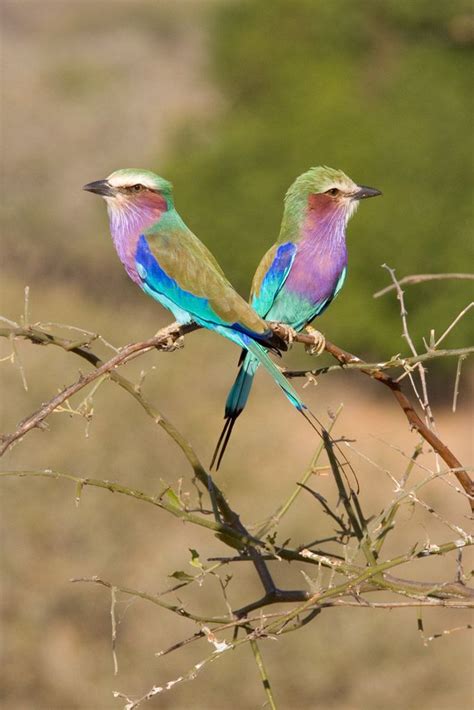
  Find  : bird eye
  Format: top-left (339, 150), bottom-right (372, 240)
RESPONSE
top-left (131, 184), bottom-right (143, 192)
top-left (326, 188), bottom-right (340, 196)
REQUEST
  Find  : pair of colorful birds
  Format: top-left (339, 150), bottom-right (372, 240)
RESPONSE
top-left (84, 166), bottom-right (381, 467)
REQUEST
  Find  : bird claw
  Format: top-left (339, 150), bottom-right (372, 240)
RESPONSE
top-left (304, 326), bottom-right (326, 356)
top-left (272, 322), bottom-right (297, 347)
top-left (156, 334), bottom-right (185, 352)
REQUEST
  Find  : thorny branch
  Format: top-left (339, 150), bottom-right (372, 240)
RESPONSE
top-left (1, 270), bottom-right (473, 708)
top-left (271, 326), bottom-right (473, 508)
top-left (2, 468), bottom-right (472, 609)
top-left (0, 321), bottom-right (198, 459)
top-left (1, 318), bottom-right (472, 506)
top-left (373, 272), bottom-right (474, 298)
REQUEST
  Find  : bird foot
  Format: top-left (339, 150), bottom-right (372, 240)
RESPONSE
top-left (304, 326), bottom-right (326, 356)
top-left (156, 333), bottom-right (185, 352)
top-left (272, 323), bottom-right (297, 346)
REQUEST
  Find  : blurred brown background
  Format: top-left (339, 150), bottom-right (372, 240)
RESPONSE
top-left (1, 2), bottom-right (473, 709)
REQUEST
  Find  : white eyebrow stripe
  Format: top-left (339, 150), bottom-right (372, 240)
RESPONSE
top-left (325, 179), bottom-right (358, 194)
top-left (107, 173), bottom-right (158, 190)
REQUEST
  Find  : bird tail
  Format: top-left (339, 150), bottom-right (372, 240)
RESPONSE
top-left (210, 350), bottom-right (259, 470)
top-left (244, 336), bottom-right (305, 410)
top-left (225, 350), bottom-right (260, 419)
top-left (211, 336), bottom-right (308, 470)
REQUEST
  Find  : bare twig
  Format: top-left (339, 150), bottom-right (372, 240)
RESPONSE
top-left (374, 273), bottom-right (474, 298)
top-left (383, 265), bottom-right (437, 438)
top-left (433, 302), bottom-right (474, 348)
top-left (452, 355), bottom-right (467, 413)
top-left (250, 639), bottom-right (277, 710)
top-left (110, 585), bottom-right (119, 676)
top-left (284, 347), bottom-right (474, 377)
top-left (330, 599), bottom-right (473, 609)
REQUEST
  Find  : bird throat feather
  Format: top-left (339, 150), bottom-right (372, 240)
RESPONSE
top-left (105, 193), bottom-right (167, 284)
top-left (278, 194), bottom-right (350, 305)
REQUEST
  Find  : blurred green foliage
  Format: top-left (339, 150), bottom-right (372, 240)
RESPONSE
top-left (164, 0), bottom-right (474, 356)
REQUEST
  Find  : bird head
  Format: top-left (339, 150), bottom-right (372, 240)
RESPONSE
top-left (283, 166), bottom-right (381, 232)
top-left (83, 169), bottom-right (173, 231)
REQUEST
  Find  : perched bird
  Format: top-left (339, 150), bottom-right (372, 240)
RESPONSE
top-left (83, 168), bottom-right (313, 434)
top-left (212, 166), bottom-right (381, 469)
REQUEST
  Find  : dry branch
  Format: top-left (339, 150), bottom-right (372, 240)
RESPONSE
top-left (2, 469), bottom-right (472, 609)
top-left (1, 298), bottom-right (473, 708)
top-left (373, 272), bottom-right (474, 298)
top-left (1, 321), bottom-right (472, 510)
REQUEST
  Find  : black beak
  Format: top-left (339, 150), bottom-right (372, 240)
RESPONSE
top-left (83, 179), bottom-right (115, 197)
top-left (353, 185), bottom-right (382, 200)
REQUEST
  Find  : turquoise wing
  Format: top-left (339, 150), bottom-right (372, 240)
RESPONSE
top-left (250, 242), bottom-right (296, 317)
top-left (135, 231), bottom-right (273, 342)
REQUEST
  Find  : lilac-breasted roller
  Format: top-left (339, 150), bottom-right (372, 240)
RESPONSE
top-left (212, 166), bottom-right (381, 468)
top-left (83, 169), bottom-right (316, 436)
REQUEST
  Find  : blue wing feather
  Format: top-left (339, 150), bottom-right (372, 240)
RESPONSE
top-left (136, 235), bottom-right (209, 325)
top-left (251, 242), bottom-right (296, 317)
top-left (135, 235), bottom-right (277, 344)
top-left (135, 235), bottom-right (305, 414)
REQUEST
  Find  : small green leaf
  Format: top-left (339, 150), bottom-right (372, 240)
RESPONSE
top-left (163, 488), bottom-right (181, 509)
top-left (169, 570), bottom-right (194, 582)
top-left (189, 548), bottom-right (205, 570)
